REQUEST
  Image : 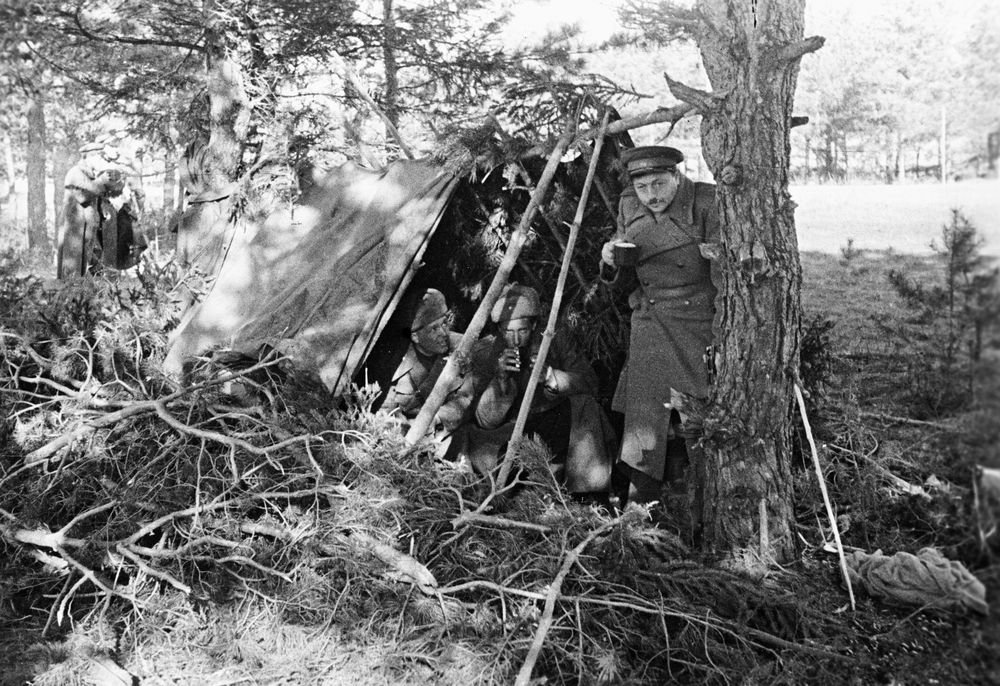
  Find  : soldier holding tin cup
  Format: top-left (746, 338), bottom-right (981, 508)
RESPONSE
top-left (599, 145), bottom-right (722, 507)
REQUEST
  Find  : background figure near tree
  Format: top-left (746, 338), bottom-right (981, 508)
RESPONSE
top-left (600, 146), bottom-right (721, 507)
top-left (463, 284), bottom-right (616, 498)
top-left (58, 139), bottom-right (146, 279)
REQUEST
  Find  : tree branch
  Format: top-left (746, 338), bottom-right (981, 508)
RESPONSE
top-left (570, 102), bottom-right (697, 147)
top-left (514, 519), bottom-right (618, 686)
top-left (774, 35), bottom-right (826, 63)
top-left (664, 72), bottom-right (724, 112)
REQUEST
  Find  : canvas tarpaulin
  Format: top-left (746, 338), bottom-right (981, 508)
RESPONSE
top-left (163, 159), bottom-right (459, 395)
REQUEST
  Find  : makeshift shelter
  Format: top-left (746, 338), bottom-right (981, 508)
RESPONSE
top-left (163, 159), bottom-right (460, 395)
top-left (162, 126), bottom-right (633, 414)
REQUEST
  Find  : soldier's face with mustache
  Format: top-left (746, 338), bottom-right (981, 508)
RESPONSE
top-left (632, 171), bottom-right (679, 217)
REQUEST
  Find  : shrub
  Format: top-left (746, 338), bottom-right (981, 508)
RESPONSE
top-left (885, 210), bottom-right (1000, 416)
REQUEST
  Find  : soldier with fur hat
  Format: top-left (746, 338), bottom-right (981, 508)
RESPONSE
top-left (600, 145), bottom-right (721, 507)
top-left (368, 288), bottom-right (487, 435)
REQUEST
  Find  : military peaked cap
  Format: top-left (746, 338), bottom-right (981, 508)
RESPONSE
top-left (621, 146), bottom-right (684, 176)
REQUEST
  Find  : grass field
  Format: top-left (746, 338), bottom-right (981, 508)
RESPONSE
top-left (792, 179), bottom-right (1000, 256)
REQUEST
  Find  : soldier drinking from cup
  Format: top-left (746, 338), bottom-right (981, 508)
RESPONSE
top-left (461, 284), bottom-right (616, 499)
top-left (600, 146), bottom-right (721, 507)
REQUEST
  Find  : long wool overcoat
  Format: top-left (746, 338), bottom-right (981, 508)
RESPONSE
top-left (609, 175), bottom-right (721, 479)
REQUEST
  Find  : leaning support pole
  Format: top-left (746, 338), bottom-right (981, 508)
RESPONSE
top-left (795, 383), bottom-right (856, 611)
top-left (497, 113), bottom-right (610, 487)
top-left (404, 124), bottom-right (576, 444)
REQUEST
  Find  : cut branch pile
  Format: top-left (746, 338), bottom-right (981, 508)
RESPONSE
top-left (0, 269), bottom-right (846, 684)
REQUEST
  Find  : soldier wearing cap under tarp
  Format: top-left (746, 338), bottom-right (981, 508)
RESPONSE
top-left (600, 146), bottom-right (721, 506)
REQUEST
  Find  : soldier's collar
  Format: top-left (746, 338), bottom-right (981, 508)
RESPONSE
top-left (663, 175), bottom-right (695, 224)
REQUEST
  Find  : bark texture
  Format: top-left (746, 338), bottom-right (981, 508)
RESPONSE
top-left (681, 0), bottom-right (820, 563)
top-left (26, 95), bottom-right (49, 250)
top-left (51, 140), bottom-right (73, 230)
top-left (202, 0), bottom-right (249, 184)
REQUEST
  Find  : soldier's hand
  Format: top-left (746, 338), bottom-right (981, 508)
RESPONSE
top-left (497, 348), bottom-right (521, 376)
top-left (600, 240), bottom-right (617, 268)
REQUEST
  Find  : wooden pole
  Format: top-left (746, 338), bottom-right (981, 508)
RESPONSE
top-left (795, 383), bottom-right (856, 611)
top-left (520, 103), bottom-right (695, 158)
top-left (497, 113), bottom-right (610, 487)
top-left (404, 124), bottom-right (576, 444)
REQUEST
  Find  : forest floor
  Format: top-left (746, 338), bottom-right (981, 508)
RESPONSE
top-left (0, 245), bottom-right (998, 685)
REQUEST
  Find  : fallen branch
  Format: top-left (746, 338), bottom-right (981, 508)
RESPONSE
top-left (514, 518), bottom-right (617, 686)
top-left (437, 574), bottom-right (848, 663)
top-left (859, 410), bottom-right (956, 430)
top-left (827, 443), bottom-right (931, 500)
top-left (350, 531), bottom-right (437, 594)
top-left (11, 357), bottom-right (290, 473)
top-left (450, 512), bottom-right (552, 533)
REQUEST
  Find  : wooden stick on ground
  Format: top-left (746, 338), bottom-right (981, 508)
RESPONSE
top-left (404, 124), bottom-right (576, 444)
top-left (497, 112), bottom-right (611, 487)
top-left (795, 383), bottom-right (856, 611)
top-left (513, 519), bottom-right (617, 686)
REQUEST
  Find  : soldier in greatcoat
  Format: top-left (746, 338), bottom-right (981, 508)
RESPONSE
top-left (58, 140), bottom-right (145, 278)
top-left (600, 146), bottom-right (721, 504)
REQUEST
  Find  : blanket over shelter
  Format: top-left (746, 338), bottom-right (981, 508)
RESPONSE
top-left (163, 159), bottom-right (459, 395)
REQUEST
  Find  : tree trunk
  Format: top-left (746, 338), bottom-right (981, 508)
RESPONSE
top-left (939, 105), bottom-right (948, 184)
top-left (894, 130), bottom-right (905, 183)
top-left (682, 0), bottom-right (820, 564)
top-left (202, 0), bottom-right (248, 184)
top-left (382, 0), bottom-right (400, 131)
top-left (840, 133), bottom-right (848, 181)
top-left (163, 151), bottom-right (177, 214)
top-left (51, 140), bottom-right (73, 232)
top-left (26, 94), bottom-right (49, 250)
top-left (1, 133), bottom-right (16, 223)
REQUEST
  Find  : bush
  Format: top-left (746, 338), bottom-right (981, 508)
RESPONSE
top-left (885, 210), bottom-right (1000, 416)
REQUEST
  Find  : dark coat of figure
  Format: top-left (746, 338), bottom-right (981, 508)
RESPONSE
top-left (600, 146), bottom-right (721, 504)
top-left (58, 141), bottom-right (145, 279)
